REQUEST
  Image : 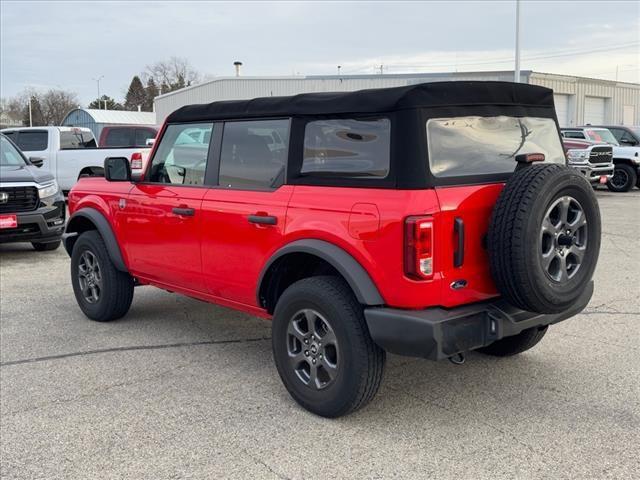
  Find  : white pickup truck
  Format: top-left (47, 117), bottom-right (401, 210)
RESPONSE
top-left (0, 127), bottom-right (149, 193)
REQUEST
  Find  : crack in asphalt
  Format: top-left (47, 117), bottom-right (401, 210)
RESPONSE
top-left (580, 310), bottom-right (640, 316)
top-left (0, 336), bottom-right (271, 367)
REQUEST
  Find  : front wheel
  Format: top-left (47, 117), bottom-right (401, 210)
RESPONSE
top-left (71, 230), bottom-right (134, 322)
top-left (272, 276), bottom-right (385, 417)
top-left (607, 163), bottom-right (637, 192)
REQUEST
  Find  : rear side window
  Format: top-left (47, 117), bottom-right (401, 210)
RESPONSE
top-left (427, 116), bottom-right (565, 178)
top-left (302, 118), bottom-right (390, 178)
top-left (60, 130), bottom-right (97, 149)
top-left (103, 128), bottom-right (132, 147)
top-left (562, 130), bottom-right (585, 139)
top-left (219, 119), bottom-right (290, 190)
top-left (148, 123), bottom-right (213, 185)
top-left (12, 131), bottom-right (48, 151)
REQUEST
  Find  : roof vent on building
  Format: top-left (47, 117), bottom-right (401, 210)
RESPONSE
top-left (233, 61), bottom-right (243, 77)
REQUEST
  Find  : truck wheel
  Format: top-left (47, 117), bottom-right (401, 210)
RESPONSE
top-left (488, 164), bottom-right (601, 314)
top-left (607, 163), bottom-right (637, 192)
top-left (70, 230), bottom-right (134, 322)
top-left (477, 326), bottom-right (548, 357)
top-left (32, 240), bottom-right (61, 251)
top-left (272, 276), bottom-right (385, 417)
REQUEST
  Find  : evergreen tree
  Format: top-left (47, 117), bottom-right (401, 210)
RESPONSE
top-left (88, 95), bottom-right (123, 110)
top-left (144, 78), bottom-right (159, 111)
top-left (124, 76), bottom-right (147, 111)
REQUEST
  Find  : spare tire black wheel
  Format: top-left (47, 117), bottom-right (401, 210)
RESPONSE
top-left (488, 164), bottom-right (601, 314)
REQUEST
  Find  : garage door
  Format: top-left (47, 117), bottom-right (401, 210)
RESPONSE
top-left (584, 97), bottom-right (606, 125)
top-left (554, 94), bottom-right (570, 127)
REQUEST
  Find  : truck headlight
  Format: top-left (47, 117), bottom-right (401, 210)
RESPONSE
top-left (38, 181), bottom-right (59, 199)
top-left (567, 150), bottom-right (588, 163)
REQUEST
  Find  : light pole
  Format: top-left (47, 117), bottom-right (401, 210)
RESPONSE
top-left (92, 75), bottom-right (104, 103)
top-left (514, 0), bottom-right (521, 83)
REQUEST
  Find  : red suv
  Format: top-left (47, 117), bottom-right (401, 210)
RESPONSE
top-left (64, 82), bottom-right (601, 417)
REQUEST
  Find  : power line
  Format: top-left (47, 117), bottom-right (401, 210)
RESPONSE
top-left (339, 42), bottom-right (639, 74)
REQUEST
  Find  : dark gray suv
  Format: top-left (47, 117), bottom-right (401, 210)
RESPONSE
top-left (0, 133), bottom-right (65, 250)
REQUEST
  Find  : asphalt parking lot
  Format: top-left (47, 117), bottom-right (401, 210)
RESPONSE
top-left (1, 189), bottom-right (639, 480)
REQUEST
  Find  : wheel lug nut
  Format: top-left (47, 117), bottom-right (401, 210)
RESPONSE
top-left (304, 339), bottom-right (309, 345)
top-left (304, 350), bottom-right (309, 356)
top-left (312, 359), bottom-right (316, 364)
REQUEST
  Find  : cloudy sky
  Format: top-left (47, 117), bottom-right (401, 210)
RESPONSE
top-left (1, 0), bottom-right (638, 104)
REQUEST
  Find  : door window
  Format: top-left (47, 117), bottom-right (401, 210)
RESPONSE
top-left (148, 123), bottom-right (213, 185)
top-left (218, 119), bottom-right (290, 190)
top-left (8, 131), bottom-right (48, 151)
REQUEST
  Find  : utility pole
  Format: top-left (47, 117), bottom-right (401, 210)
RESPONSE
top-left (514, 0), bottom-right (521, 83)
top-left (379, 64), bottom-right (384, 75)
top-left (337, 65), bottom-right (341, 76)
top-left (28, 96), bottom-right (33, 127)
top-left (92, 75), bottom-right (104, 103)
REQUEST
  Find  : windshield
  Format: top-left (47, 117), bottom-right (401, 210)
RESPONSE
top-left (427, 116), bottom-right (565, 177)
top-left (0, 135), bottom-right (27, 167)
top-left (584, 129), bottom-right (619, 146)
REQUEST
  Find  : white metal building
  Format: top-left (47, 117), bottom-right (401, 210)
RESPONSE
top-left (154, 70), bottom-right (640, 128)
top-left (61, 109), bottom-right (157, 140)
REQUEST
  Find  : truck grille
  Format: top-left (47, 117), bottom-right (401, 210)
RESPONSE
top-left (0, 186), bottom-right (39, 213)
top-left (588, 146), bottom-right (613, 165)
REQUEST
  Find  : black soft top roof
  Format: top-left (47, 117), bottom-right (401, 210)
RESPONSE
top-left (166, 81), bottom-right (555, 123)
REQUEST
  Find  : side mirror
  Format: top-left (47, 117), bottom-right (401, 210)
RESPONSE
top-left (29, 157), bottom-right (44, 168)
top-left (104, 157), bottom-right (131, 182)
top-left (146, 138), bottom-right (155, 147)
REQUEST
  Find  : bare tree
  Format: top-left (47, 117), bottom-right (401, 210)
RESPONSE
top-left (3, 88), bottom-right (79, 126)
top-left (144, 57), bottom-right (200, 93)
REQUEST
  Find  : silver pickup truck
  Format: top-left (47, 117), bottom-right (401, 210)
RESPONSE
top-left (562, 138), bottom-right (614, 185)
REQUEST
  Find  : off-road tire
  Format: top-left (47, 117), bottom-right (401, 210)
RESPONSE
top-left (71, 230), bottom-right (134, 322)
top-left (488, 164), bottom-right (600, 314)
top-left (272, 276), bottom-right (385, 417)
top-left (607, 163), bottom-right (637, 192)
top-left (32, 240), bottom-right (61, 251)
top-left (477, 326), bottom-right (548, 357)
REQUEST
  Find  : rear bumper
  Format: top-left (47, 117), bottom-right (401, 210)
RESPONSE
top-left (0, 202), bottom-right (66, 244)
top-left (364, 281), bottom-right (593, 361)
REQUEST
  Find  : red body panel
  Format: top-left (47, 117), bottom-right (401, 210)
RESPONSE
top-left (68, 178), bottom-right (505, 315)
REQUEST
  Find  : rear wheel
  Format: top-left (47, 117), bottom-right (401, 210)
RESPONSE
top-left (478, 326), bottom-right (548, 357)
top-left (32, 240), bottom-right (61, 251)
top-left (272, 276), bottom-right (385, 417)
top-left (71, 230), bottom-right (134, 322)
top-left (607, 163), bottom-right (637, 192)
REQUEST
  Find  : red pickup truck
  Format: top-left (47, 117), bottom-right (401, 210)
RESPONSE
top-left (64, 82), bottom-right (601, 417)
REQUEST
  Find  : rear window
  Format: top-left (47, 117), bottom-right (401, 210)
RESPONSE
top-left (135, 128), bottom-right (156, 147)
top-left (427, 116), bottom-right (565, 177)
top-left (302, 118), bottom-right (390, 178)
top-left (9, 131), bottom-right (48, 151)
top-left (103, 128), bottom-right (132, 147)
top-left (60, 130), bottom-right (97, 149)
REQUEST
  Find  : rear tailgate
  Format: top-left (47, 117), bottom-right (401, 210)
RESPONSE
top-left (434, 184), bottom-right (503, 307)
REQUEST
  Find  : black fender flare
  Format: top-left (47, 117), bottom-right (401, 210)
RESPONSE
top-left (63, 208), bottom-right (127, 272)
top-left (257, 239), bottom-right (384, 307)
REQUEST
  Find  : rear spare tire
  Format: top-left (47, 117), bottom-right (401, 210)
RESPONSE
top-left (488, 164), bottom-right (600, 314)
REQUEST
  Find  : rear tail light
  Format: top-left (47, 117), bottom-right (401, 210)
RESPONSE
top-left (130, 152), bottom-right (143, 170)
top-left (404, 216), bottom-right (434, 279)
